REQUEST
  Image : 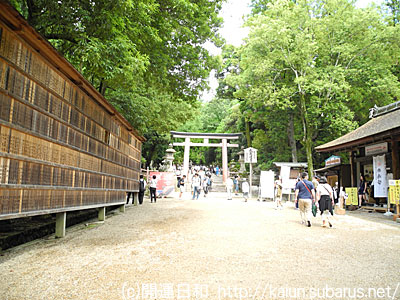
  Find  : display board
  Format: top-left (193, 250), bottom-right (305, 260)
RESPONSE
top-left (388, 180), bottom-right (400, 205)
top-left (149, 172), bottom-right (175, 197)
top-left (345, 187), bottom-right (358, 206)
top-left (259, 171), bottom-right (275, 199)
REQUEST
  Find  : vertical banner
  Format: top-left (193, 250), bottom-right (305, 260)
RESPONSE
top-left (345, 187), bottom-right (358, 205)
top-left (373, 155), bottom-right (388, 198)
top-left (397, 181), bottom-right (400, 205)
top-left (389, 180), bottom-right (400, 204)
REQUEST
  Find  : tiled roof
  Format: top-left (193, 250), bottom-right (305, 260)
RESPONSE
top-left (315, 106), bottom-right (400, 152)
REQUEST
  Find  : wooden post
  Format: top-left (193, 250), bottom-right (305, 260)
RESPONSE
top-left (119, 204), bottom-right (125, 213)
top-left (98, 207), bottom-right (105, 221)
top-left (392, 139), bottom-right (399, 179)
top-left (133, 192), bottom-right (138, 206)
top-left (222, 138), bottom-right (228, 183)
top-left (55, 212), bottom-right (66, 238)
top-left (349, 151), bottom-right (355, 187)
top-left (249, 163), bottom-right (253, 198)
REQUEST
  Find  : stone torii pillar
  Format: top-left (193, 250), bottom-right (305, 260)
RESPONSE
top-left (183, 137), bottom-right (191, 178)
top-left (170, 131), bottom-right (242, 183)
top-left (222, 138), bottom-right (228, 183)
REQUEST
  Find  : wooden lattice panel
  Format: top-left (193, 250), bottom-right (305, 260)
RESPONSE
top-left (0, 20), bottom-right (142, 219)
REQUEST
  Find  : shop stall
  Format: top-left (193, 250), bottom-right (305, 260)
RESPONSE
top-left (315, 101), bottom-right (400, 217)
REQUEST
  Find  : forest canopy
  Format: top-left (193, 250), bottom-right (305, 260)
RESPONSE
top-left (9, 0), bottom-right (400, 170)
top-left (180, 0), bottom-right (400, 173)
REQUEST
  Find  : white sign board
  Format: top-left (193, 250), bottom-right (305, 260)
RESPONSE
top-left (365, 142), bottom-right (388, 156)
top-left (280, 165), bottom-right (292, 194)
top-left (259, 171), bottom-right (275, 199)
top-left (373, 154), bottom-right (388, 198)
top-left (244, 147), bottom-right (257, 163)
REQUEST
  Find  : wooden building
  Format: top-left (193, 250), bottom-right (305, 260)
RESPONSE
top-left (314, 156), bottom-right (351, 192)
top-left (315, 101), bottom-right (400, 211)
top-left (0, 2), bottom-right (144, 231)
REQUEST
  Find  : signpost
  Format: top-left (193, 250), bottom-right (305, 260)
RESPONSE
top-left (244, 147), bottom-right (258, 197)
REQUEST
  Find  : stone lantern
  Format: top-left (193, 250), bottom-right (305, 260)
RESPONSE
top-left (164, 144), bottom-right (176, 172)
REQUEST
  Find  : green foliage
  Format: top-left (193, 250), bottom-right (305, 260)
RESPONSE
top-left (10, 0), bottom-right (224, 128)
top-left (385, 0), bottom-right (400, 24)
top-left (9, 0), bottom-right (226, 167)
top-left (221, 0), bottom-right (400, 174)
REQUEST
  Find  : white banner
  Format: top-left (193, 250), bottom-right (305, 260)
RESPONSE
top-left (373, 155), bottom-right (388, 198)
top-left (259, 171), bottom-right (275, 199)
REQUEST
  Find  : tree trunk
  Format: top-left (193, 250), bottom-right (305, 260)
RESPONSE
top-left (305, 134), bottom-right (314, 178)
top-left (245, 121), bottom-right (251, 147)
top-left (99, 79), bottom-right (107, 96)
top-left (287, 112), bottom-right (297, 162)
top-left (299, 94), bottom-right (314, 177)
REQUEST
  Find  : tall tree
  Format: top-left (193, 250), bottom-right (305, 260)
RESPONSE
top-left (10, 0), bottom-right (225, 135)
top-left (227, 0), bottom-right (400, 175)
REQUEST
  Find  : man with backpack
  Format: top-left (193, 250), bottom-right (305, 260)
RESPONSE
top-left (138, 175), bottom-right (147, 205)
top-left (178, 175), bottom-right (186, 199)
top-left (294, 172), bottom-right (315, 227)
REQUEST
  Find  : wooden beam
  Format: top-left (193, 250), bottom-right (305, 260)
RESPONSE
top-left (0, 201), bottom-right (125, 221)
top-left (172, 142), bottom-right (239, 148)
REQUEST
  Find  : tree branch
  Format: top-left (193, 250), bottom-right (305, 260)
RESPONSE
top-left (44, 34), bottom-right (78, 44)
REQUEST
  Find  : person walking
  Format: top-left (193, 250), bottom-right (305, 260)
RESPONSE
top-left (179, 175), bottom-right (186, 199)
top-left (207, 174), bottom-right (213, 192)
top-left (316, 176), bottom-right (334, 227)
top-left (275, 176), bottom-right (283, 209)
top-left (242, 178), bottom-right (249, 202)
top-left (202, 177), bottom-right (209, 197)
top-left (226, 177), bottom-right (234, 200)
top-left (234, 176), bottom-right (240, 195)
top-left (358, 174), bottom-right (367, 209)
top-left (312, 175), bottom-right (320, 190)
top-left (294, 172), bottom-right (315, 227)
top-left (192, 173), bottom-right (201, 200)
top-left (138, 175), bottom-right (146, 205)
top-left (149, 175), bottom-right (157, 203)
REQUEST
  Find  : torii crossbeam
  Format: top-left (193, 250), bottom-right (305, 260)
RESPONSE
top-left (170, 131), bottom-right (242, 183)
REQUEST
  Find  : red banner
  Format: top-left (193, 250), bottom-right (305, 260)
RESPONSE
top-left (149, 172), bottom-right (176, 197)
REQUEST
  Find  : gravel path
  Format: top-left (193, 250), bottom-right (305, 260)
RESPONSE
top-left (1, 193), bottom-right (400, 300)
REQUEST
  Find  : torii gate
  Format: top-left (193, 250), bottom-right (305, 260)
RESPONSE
top-left (171, 131), bottom-right (242, 183)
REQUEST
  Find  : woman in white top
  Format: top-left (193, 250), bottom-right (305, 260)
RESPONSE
top-left (149, 175), bottom-right (157, 203)
top-left (316, 176), bottom-right (334, 227)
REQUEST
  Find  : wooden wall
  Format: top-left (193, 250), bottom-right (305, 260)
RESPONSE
top-left (0, 20), bottom-right (142, 219)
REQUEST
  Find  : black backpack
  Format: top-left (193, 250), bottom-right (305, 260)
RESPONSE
top-left (139, 180), bottom-right (145, 192)
top-left (177, 178), bottom-right (181, 188)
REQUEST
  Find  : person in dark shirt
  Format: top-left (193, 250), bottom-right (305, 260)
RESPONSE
top-left (295, 172), bottom-right (315, 227)
top-left (138, 175), bottom-right (146, 205)
top-left (358, 174), bottom-right (367, 208)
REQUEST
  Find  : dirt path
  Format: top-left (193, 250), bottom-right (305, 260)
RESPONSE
top-left (1, 194), bottom-right (400, 300)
